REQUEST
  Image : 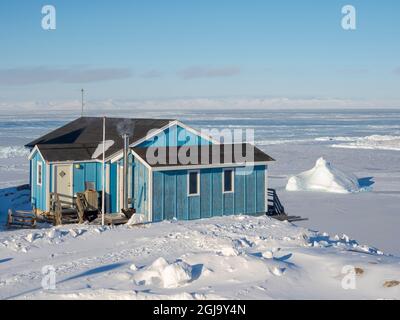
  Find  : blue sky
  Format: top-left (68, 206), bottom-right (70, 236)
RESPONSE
top-left (0, 0), bottom-right (399, 108)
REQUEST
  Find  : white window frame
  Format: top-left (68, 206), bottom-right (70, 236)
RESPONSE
top-left (223, 168), bottom-right (235, 194)
top-left (187, 170), bottom-right (200, 197)
top-left (37, 162), bottom-right (43, 186)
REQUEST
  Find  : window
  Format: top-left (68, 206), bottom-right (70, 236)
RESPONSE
top-left (37, 162), bottom-right (43, 186)
top-left (188, 171), bottom-right (200, 196)
top-left (85, 181), bottom-right (95, 191)
top-left (223, 169), bottom-right (234, 193)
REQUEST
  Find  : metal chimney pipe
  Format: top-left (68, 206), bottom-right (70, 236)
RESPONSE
top-left (123, 134), bottom-right (129, 211)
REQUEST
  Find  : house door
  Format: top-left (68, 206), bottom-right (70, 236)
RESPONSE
top-left (55, 165), bottom-right (73, 207)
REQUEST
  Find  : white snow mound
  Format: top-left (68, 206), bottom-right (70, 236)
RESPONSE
top-left (286, 158), bottom-right (360, 194)
top-left (133, 257), bottom-right (194, 289)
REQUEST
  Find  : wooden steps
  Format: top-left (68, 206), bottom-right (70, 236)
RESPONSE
top-left (267, 189), bottom-right (286, 216)
top-left (50, 192), bottom-right (99, 226)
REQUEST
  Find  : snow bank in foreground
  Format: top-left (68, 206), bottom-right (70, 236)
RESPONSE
top-left (286, 158), bottom-right (360, 194)
top-left (0, 216), bottom-right (399, 300)
top-left (133, 257), bottom-right (194, 288)
top-left (0, 146), bottom-right (29, 159)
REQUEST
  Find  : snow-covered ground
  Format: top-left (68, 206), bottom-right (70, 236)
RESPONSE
top-left (0, 109), bottom-right (399, 300)
top-left (0, 216), bottom-right (399, 300)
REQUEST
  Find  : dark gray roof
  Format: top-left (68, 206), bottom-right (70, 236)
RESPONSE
top-left (26, 117), bottom-right (174, 161)
top-left (36, 143), bottom-right (99, 162)
top-left (132, 143), bottom-right (274, 168)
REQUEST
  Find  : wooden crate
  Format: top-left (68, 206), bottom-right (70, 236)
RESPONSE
top-left (84, 190), bottom-right (99, 210)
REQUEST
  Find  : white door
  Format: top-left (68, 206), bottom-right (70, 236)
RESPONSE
top-left (55, 165), bottom-right (73, 207)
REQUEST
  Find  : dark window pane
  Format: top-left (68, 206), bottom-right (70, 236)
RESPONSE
top-left (38, 164), bottom-right (42, 185)
top-left (224, 170), bottom-right (233, 192)
top-left (189, 172), bottom-right (198, 195)
top-left (85, 181), bottom-right (95, 190)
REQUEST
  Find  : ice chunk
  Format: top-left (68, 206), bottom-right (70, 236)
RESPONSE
top-left (161, 261), bottom-right (193, 289)
top-left (47, 229), bottom-right (62, 239)
top-left (133, 258), bottom-right (195, 288)
top-left (130, 264), bottom-right (138, 271)
top-left (286, 158), bottom-right (360, 194)
top-left (25, 233), bottom-right (38, 243)
top-left (127, 214), bottom-right (146, 226)
top-left (217, 247), bottom-right (239, 257)
top-left (271, 267), bottom-right (284, 276)
top-left (262, 251), bottom-right (274, 259)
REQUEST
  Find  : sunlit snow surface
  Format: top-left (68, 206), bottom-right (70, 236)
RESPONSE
top-left (0, 216), bottom-right (399, 300)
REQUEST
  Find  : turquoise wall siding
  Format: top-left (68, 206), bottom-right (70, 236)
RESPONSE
top-left (110, 161), bottom-right (118, 213)
top-left (152, 165), bottom-right (266, 222)
top-left (109, 156), bottom-right (149, 215)
top-left (31, 151), bottom-right (47, 211)
top-left (73, 162), bottom-right (103, 194)
top-left (138, 124), bottom-right (211, 148)
top-left (133, 157), bottom-right (149, 216)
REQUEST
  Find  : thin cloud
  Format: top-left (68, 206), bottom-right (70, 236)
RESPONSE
top-left (140, 70), bottom-right (163, 79)
top-left (337, 67), bottom-right (369, 75)
top-left (178, 66), bottom-right (241, 80)
top-left (4, 96), bottom-right (400, 113)
top-left (394, 67), bottom-right (400, 75)
top-left (0, 66), bottom-right (133, 86)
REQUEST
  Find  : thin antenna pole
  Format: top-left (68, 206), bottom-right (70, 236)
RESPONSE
top-left (81, 89), bottom-right (84, 117)
top-left (102, 116), bottom-right (106, 226)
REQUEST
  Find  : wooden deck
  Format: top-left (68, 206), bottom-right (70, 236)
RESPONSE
top-left (92, 214), bottom-right (129, 226)
top-left (271, 214), bottom-right (308, 223)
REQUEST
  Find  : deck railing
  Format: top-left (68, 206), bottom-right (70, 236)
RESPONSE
top-left (267, 188), bottom-right (286, 216)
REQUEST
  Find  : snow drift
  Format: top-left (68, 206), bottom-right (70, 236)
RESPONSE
top-left (0, 216), bottom-right (398, 300)
top-left (133, 257), bottom-right (194, 289)
top-left (286, 158), bottom-right (360, 194)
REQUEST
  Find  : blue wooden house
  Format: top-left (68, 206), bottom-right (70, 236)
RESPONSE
top-left (25, 117), bottom-right (274, 222)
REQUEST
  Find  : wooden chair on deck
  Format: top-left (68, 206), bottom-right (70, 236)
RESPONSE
top-left (76, 192), bottom-right (99, 223)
